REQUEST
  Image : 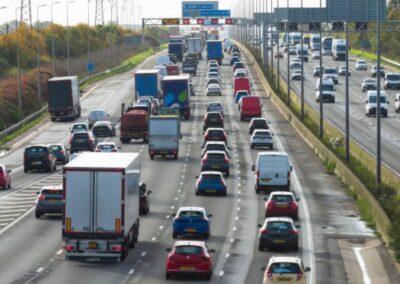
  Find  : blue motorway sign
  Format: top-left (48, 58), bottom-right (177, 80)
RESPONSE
top-left (183, 3), bottom-right (215, 10)
top-left (182, 1), bottom-right (218, 17)
top-left (200, 10), bottom-right (231, 17)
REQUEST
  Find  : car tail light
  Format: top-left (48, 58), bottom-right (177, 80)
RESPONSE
top-left (47, 154), bottom-right (51, 160)
top-left (290, 201), bottom-right (298, 209)
top-left (260, 229), bottom-right (268, 235)
top-left (69, 137), bottom-right (72, 145)
top-left (111, 244), bottom-right (122, 252)
top-left (111, 149), bottom-right (117, 152)
top-left (296, 272), bottom-right (304, 281)
top-left (201, 256), bottom-right (209, 262)
top-left (24, 155), bottom-right (27, 161)
top-left (224, 155), bottom-right (229, 164)
top-left (267, 201), bottom-right (274, 209)
top-left (220, 179), bottom-right (225, 186)
top-left (95, 149), bottom-right (100, 152)
top-left (289, 229), bottom-right (298, 235)
top-left (201, 158), bottom-right (206, 165)
top-left (267, 272), bottom-right (273, 280)
top-left (204, 134), bottom-right (209, 140)
top-left (37, 194), bottom-right (46, 200)
top-left (172, 150), bottom-right (177, 155)
top-left (65, 245), bottom-right (75, 252)
top-left (60, 150), bottom-right (65, 154)
top-left (169, 255), bottom-right (177, 262)
top-left (256, 171), bottom-right (259, 181)
top-left (197, 179), bottom-right (202, 186)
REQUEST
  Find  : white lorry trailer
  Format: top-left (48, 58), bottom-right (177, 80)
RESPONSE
top-left (187, 37), bottom-right (203, 59)
top-left (62, 152), bottom-right (140, 262)
top-left (148, 116), bottom-right (180, 160)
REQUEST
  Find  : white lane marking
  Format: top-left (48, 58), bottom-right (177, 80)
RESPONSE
top-left (166, 215), bottom-right (170, 219)
top-left (219, 271), bottom-right (225, 277)
top-left (151, 237), bottom-right (156, 241)
top-left (56, 249), bottom-right (63, 255)
top-left (0, 207), bottom-right (35, 235)
top-left (225, 253), bottom-right (230, 258)
top-left (0, 209), bottom-right (27, 213)
top-left (128, 269), bottom-right (135, 275)
top-left (159, 225), bottom-right (164, 230)
top-left (141, 251), bottom-right (147, 257)
top-left (0, 223), bottom-right (8, 227)
top-left (36, 267), bottom-right (44, 273)
top-left (353, 247), bottom-right (371, 284)
top-left (0, 213), bottom-right (21, 218)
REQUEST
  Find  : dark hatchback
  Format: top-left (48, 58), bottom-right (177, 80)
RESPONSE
top-left (258, 218), bottom-right (299, 252)
top-left (92, 121), bottom-right (116, 137)
top-left (35, 185), bottom-right (63, 218)
top-left (69, 131), bottom-right (97, 154)
top-left (203, 112), bottom-right (224, 132)
top-left (201, 151), bottom-right (230, 176)
top-left (48, 144), bottom-right (69, 164)
top-left (249, 118), bottom-right (269, 134)
top-left (203, 128), bottom-right (227, 146)
top-left (24, 145), bottom-right (57, 173)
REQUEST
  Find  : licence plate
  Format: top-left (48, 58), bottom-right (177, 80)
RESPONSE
top-left (180, 267), bottom-right (195, 271)
top-left (185, 228), bottom-right (197, 233)
top-left (211, 166), bottom-right (220, 169)
top-left (276, 204), bottom-right (288, 208)
top-left (261, 178), bottom-right (271, 182)
top-left (273, 239), bottom-right (286, 244)
top-left (206, 189), bottom-right (216, 193)
top-left (32, 161), bottom-right (42, 165)
top-left (88, 242), bottom-right (98, 249)
top-left (277, 276), bottom-right (292, 281)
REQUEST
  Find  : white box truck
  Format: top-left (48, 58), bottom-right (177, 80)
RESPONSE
top-left (148, 116), bottom-right (180, 160)
top-left (187, 37), bottom-right (203, 59)
top-left (62, 152), bottom-right (140, 262)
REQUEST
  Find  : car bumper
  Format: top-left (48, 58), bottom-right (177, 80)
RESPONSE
top-left (24, 161), bottom-right (51, 170)
top-left (259, 236), bottom-right (298, 248)
top-left (266, 208), bottom-right (298, 219)
top-left (201, 165), bottom-right (229, 173)
top-left (367, 108), bottom-right (388, 116)
top-left (173, 225), bottom-right (209, 235)
top-left (251, 142), bottom-right (273, 148)
top-left (36, 205), bottom-right (63, 214)
top-left (197, 185), bottom-right (226, 195)
top-left (70, 145), bottom-right (94, 152)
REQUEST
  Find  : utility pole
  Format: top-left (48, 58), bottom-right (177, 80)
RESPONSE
top-left (51, 1), bottom-right (61, 76)
top-left (15, 6), bottom-right (23, 117)
top-left (345, 0), bottom-right (350, 161)
top-left (319, 0), bottom-right (323, 137)
top-left (67, 1), bottom-right (75, 76)
top-left (95, 0), bottom-right (105, 26)
top-left (37, 4), bottom-right (47, 106)
top-left (20, 0), bottom-right (33, 28)
top-left (286, 0), bottom-right (290, 106)
top-left (376, 0), bottom-right (382, 187)
top-left (300, 0), bottom-right (305, 120)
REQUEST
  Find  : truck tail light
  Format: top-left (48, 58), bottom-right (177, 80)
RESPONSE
top-left (65, 218), bottom-right (72, 233)
top-left (111, 244), bottom-right (122, 252)
top-left (115, 218), bottom-right (121, 233)
top-left (267, 201), bottom-right (273, 209)
top-left (256, 171), bottom-right (259, 181)
top-left (267, 272), bottom-right (273, 280)
top-left (290, 229), bottom-right (298, 235)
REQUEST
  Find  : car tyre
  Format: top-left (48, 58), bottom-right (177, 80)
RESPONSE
top-left (172, 232), bottom-right (178, 239)
top-left (35, 211), bottom-right (41, 219)
top-left (173, 155), bottom-right (178, 160)
top-left (258, 243), bottom-right (264, 251)
top-left (24, 167), bottom-right (28, 173)
top-left (293, 243), bottom-right (299, 252)
top-left (166, 273), bottom-right (172, 280)
top-left (255, 186), bottom-right (260, 194)
top-left (150, 155), bottom-right (154, 160)
top-left (7, 182), bottom-right (11, 189)
top-left (250, 144), bottom-right (254, 149)
top-left (225, 170), bottom-right (230, 177)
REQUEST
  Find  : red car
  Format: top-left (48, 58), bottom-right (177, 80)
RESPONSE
top-left (202, 128), bottom-right (227, 147)
top-left (264, 191), bottom-right (299, 220)
top-left (165, 241), bottom-right (214, 280)
top-left (0, 164), bottom-right (11, 189)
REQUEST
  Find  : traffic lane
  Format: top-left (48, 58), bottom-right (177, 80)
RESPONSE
top-left (277, 54), bottom-right (400, 175)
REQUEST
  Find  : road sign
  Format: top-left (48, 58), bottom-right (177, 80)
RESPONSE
top-left (199, 10), bottom-right (231, 17)
top-left (182, 18), bottom-right (190, 25)
top-left (182, 1), bottom-right (218, 18)
top-left (162, 19), bottom-right (180, 25)
top-left (87, 63), bottom-right (94, 73)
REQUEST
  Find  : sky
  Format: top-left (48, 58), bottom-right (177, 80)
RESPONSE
top-left (0, 0), bottom-right (326, 27)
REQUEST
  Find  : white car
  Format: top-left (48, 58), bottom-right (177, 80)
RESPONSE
top-left (234, 68), bottom-right (248, 78)
top-left (311, 51), bottom-right (320, 60)
top-left (291, 70), bottom-right (305, 81)
top-left (361, 78), bottom-right (377, 92)
top-left (261, 256), bottom-right (311, 284)
top-left (323, 67), bottom-right (339, 84)
top-left (338, 66), bottom-right (351, 76)
top-left (395, 94), bottom-right (400, 113)
top-left (355, 59), bottom-right (368, 70)
top-left (95, 142), bottom-right (119, 152)
top-left (250, 130), bottom-right (274, 149)
top-left (207, 83), bottom-right (222, 96)
top-left (290, 60), bottom-right (302, 69)
top-left (288, 46), bottom-right (297, 55)
top-left (206, 102), bottom-right (224, 116)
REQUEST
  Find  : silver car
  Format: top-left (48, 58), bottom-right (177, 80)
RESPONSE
top-left (250, 130), bottom-right (274, 149)
top-left (362, 78), bottom-right (378, 92)
top-left (355, 60), bottom-right (368, 70)
top-left (207, 83), bottom-right (222, 96)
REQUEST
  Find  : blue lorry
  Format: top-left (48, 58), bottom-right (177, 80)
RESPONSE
top-left (162, 75), bottom-right (191, 120)
top-left (135, 70), bottom-right (161, 100)
top-left (207, 40), bottom-right (224, 65)
top-left (168, 43), bottom-right (184, 62)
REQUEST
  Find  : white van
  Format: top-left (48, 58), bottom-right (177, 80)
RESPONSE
top-left (365, 90), bottom-right (389, 117)
top-left (315, 78), bottom-right (336, 103)
top-left (252, 152), bottom-right (293, 193)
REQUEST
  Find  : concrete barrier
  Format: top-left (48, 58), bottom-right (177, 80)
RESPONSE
top-left (236, 41), bottom-right (392, 244)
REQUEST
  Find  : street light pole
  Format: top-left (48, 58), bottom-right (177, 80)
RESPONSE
top-left (51, 1), bottom-right (61, 76)
top-left (36, 4), bottom-right (47, 107)
top-left (345, 0), bottom-right (350, 161)
top-left (277, 0), bottom-right (280, 93)
top-left (287, 0), bottom-right (290, 106)
top-left (319, 0), bottom-right (323, 137)
top-left (270, 0), bottom-right (274, 83)
top-left (376, 0), bottom-right (382, 187)
top-left (87, 0), bottom-right (92, 76)
top-left (15, 6), bottom-right (22, 117)
top-left (67, 1), bottom-right (75, 76)
top-left (300, 0), bottom-right (305, 120)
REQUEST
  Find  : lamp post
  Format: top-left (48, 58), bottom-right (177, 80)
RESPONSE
top-left (36, 4), bottom-right (47, 106)
top-left (67, 1), bottom-right (75, 76)
top-left (87, 0), bottom-right (93, 76)
top-left (345, 0), bottom-right (350, 161)
top-left (276, 0), bottom-right (280, 93)
top-left (300, 0), bottom-right (305, 120)
top-left (287, 0), bottom-right (290, 106)
top-left (376, 0), bottom-right (382, 187)
top-left (51, 1), bottom-right (61, 76)
top-left (319, 0), bottom-right (323, 136)
top-left (15, 6), bottom-right (22, 117)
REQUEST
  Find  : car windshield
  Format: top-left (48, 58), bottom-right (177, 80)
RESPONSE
top-left (253, 120), bottom-right (267, 127)
top-left (387, 74), bottom-right (400, 80)
top-left (369, 96), bottom-right (387, 103)
top-left (365, 79), bottom-right (376, 84)
top-left (269, 263), bottom-right (301, 274)
top-left (254, 131), bottom-right (271, 137)
top-left (271, 195), bottom-right (294, 202)
top-left (202, 174), bottom-right (221, 180)
top-left (175, 246), bottom-right (203, 255)
top-left (89, 111), bottom-right (106, 119)
top-left (179, 211), bottom-right (204, 218)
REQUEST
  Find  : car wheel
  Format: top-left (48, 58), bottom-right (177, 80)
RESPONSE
top-left (35, 211), bottom-right (41, 219)
top-left (293, 243), bottom-right (299, 252)
top-left (255, 186), bottom-right (260, 194)
top-left (258, 243), bottom-right (264, 251)
top-left (24, 168), bottom-right (28, 173)
top-left (225, 170), bottom-right (230, 177)
top-left (172, 232), bottom-right (178, 239)
top-left (7, 182), bottom-right (11, 189)
top-left (166, 273), bottom-right (172, 280)
top-left (195, 190), bottom-right (199, 196)
top-left (173, 154), bottom-right (178, 160)
top-left (222, 190), bottom-right (227, 197)
top-left (53, 164), bottom-right (57, 171)
top-left (270, 145), bottom-right (274, 150)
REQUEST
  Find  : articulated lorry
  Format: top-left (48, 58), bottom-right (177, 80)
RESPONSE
top-left (62, 152), bottom-right (140, 262)
top-left (207, 40), bottom-right (224, 65)
top-left (134, 70), bottom-right (161, 100)
top-left (187, 38), bottom-right (203, 59)
top-left (47, 76), bottom-right (81, 121)
top-left (162, 75), bottom-right (191, 120)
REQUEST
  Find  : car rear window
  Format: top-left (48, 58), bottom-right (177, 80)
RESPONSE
top-left (208, 130), bottom-right (223, 136)
top-left (271, 195), bottom-right (294, 202)
top-left (267, 221), bottom-right (292, 231)
top-left (254, 131), bottom-right (271, 137)
top-left (253, 120), bottom-right (267, 127)
top-left (49, 145), bottom-right (62, 152)
top-left (207, 113), bottom-right (221, 119)
top-left (269, 263), bottom-right (301, 274)
top-left (73, 133), bottom-right (89, 139)
top-left (207, 153), bottom-right (225, 160)
top-left (206, 145), bottom-right (224, 152)
top-left (202, 174), bottom-right (221, 180)
top-left (179, 211), bottom-right (204, 218)
top-left (175, 246), bottom-right (203, 255)
top-left (42, 189), bottom-right (62, 195)
top-left (25, 147), bottom-right (48, 156)
top-left (98, 144), bottom-right (115, 150)
top-left (72, 125), bottom-right (86, 131)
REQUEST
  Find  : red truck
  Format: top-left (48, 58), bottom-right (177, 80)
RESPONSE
top-left (233, 77), bottom-right (251, 97)
top-left (120, 110), bottom-right (149, 143)
top-left (166, 65), bottom-right (180, 76)
top-left (240, 96), bottom-right (262, 121)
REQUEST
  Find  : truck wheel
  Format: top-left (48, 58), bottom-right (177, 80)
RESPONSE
top-left (166, 273), bottom-right (172, 280)
top-left (143, 137), bottom-right (148, 143)
top-left (129, 234), bottom-right (136, 248)
top-left (225, 170), bottom-right (230, 177)
top-left (255, 186), bottom-right (260, 194)
top-left (240, 115), bottom-right (244, 121)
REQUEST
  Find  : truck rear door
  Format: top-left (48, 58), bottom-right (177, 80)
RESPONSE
top-left (95, 171), bottom-right (122, 233)
top-left (65, 171), bottom-right (92, 233)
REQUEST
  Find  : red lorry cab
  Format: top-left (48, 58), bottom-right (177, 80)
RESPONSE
top-left (233, 77), bottom-right (250, 96)
top-left (240, 96), bottom-right (262, 121)
top-left (120, 110), bottom-right (149, 143)
top-left (166, 65), bottom-right (180, 76)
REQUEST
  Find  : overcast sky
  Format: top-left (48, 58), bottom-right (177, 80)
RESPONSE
top-left (0, 0), bottom-right (326, 27)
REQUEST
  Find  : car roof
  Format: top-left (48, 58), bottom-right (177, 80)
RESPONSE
top-left (200, 171), bottom-right (223, 176)
top-left (205, 150), bottom-right (226, 155)
top-left (178, 206), bottom-right (205, 212)
top-left (174, 240), bottom-right (205, 247)
top-left (26, 144), bottom-right (48, 148)
top-left (97, 142), bottom-right (117, 146)
top-left (265, 217), bottom-right (294, 223)
top-left (253, 129), bottom-right (271, 133)
top-left (41, 185), bottom-right (63, 191)
top-left (206, 127), bottom-right (225, 131)
top-left (208, 84), bottom-right (220, 88)
top-left (205, 141), bottom-right (226, 146)
top-left (268, 256), bottom-right (302, 265)
top-left (93, 120), bottom-right (110, 125)
top-left (270, 191), bottom-right (295, 196)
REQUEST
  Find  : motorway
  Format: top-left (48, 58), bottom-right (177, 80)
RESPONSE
top-left (0, 47), bottom-right (398, 284)
top-left (270, 44), bottom-right (400, 178)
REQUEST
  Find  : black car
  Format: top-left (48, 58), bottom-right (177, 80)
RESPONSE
top-left (48, 144), bottom-right (69, 164)
top-left (69, 131), bottom-right (97, 154)
top-left (258, 218), bottom-right (299, 251)
top-left (139, 183), bottom-right (151, 215)
top-left (203, 112), bottom-right (224, 132)
top-left (35, 185), bottom-right (63, 218)
top-left (249, 118), bottom-right (269, 134)
top-left (201, 150), bottom-right (230, 176)
top-left (24, 145), bottom-right (57, 173)
top-left (92, 121), bottom-right (116, 137)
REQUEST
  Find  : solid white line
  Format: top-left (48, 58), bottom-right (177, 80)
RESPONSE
top-left (0, 213), bottom-right (21, 218)
top-left (151, 237), bottom-right (156, 241)
top-left (353, 247), bottom-right (372, 284)
top-left (159, 225), bottom-right (164, 230)
top-left (0, 208), bottom-right (27, 213)
top-left (128, 269), bottom-right (135, 275)
top-left (0, 207), bottom-right (34, 235)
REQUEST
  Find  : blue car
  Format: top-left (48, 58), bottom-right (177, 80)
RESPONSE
top-left (195, 171), bottom-right (227, 196)
top-left (172, 207), bottom-right (212, 239)
top-left (230, 56), bottom-right (240, 66)
top-left (235, 90), bottom-right (250, 104)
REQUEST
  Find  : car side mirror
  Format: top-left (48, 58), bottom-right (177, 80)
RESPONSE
top-left (208, 249), bottom-right (216, 253)
top-left (290, 166), bottom-right (293, 172)
top-left (260, 266), bottom-right (266, 272)
top-left (296, 225), bottom-right (301, 229)
top-left (252, 165), bottom-right (255, 171)
top-left (207, 214), bottom-right (213, 218)
top-left (257, 224), bottom-right (262, 228)
top-left (147, 190), bottom-right (152, 195)
top-left (305, 267), bottom-right (311, 272)
top-left (166, 248), bottom-right (172, 252)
